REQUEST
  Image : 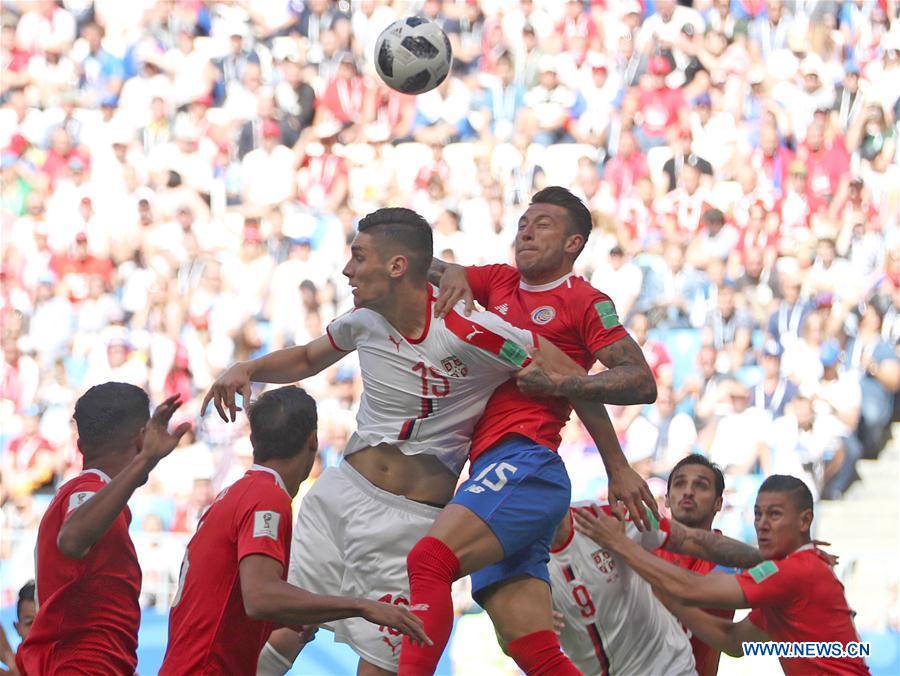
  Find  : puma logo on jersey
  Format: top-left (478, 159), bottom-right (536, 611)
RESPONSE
top-left (388, 335), bottom-right (403, 351)
top-left (381, 636), bottom-right (402, 655)
top-left (494, 304), bottom-right (509, 315)
top-left (466, 326), bottom-right (483, 341)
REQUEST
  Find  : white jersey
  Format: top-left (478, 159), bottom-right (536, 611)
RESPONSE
top-left (325, 289), bottom-right (536, 473)
top-left (550, 504), bottom-right (696, 676)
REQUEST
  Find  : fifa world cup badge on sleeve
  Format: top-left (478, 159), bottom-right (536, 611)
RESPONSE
top-left (253, 511), bottom-right (280, 540)
top-left (748, 560), bottom-right (779, 583)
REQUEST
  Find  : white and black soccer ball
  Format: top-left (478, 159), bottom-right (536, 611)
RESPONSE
top-left (374, 17), bottom-right (452, 95)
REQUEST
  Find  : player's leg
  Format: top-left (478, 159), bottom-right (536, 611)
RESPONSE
top-left (400, 438), bottom-right (575, 675)
top-left (358, 658), bottom-right (396, 676)
top-left (482, 576), bottom-right (581, 675)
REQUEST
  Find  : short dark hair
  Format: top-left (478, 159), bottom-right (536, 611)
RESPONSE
top-left (357, 207), bottom-right (433, 279)
top-left (73, 383), bottom-right (150, 455)
top-left (530, 186), bottom-right (592, 257)
top-left (18, 580), bottom-right (35, 617)
top-left (667, 454), bottom-right (725, 499)
top-left (759, 474), bottom-right (814, 513)
top-left (701, 208), bottom-right (725, 226)
top-left (249, 386), bottom-right (317, 463)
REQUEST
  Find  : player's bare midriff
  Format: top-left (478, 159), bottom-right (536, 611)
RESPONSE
top-left (345, 444), bottom-right (457, 506)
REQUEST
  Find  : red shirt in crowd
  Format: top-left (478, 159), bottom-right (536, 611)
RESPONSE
top-left (736, 544), bottom-right (870, 675)
top-left (17, 469), bottom-right (141, 676)
top-left (465, 264), bottom-right (627, 460)
top-left (800, 137), bottom-right (851, 199)
top-left (160, 466), bottom-right (293, 675)
top-left (638, 86), bottom-right (684, 138)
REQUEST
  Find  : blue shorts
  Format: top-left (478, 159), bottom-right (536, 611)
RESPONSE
top-left (450, 436), bottom-right (571, 600)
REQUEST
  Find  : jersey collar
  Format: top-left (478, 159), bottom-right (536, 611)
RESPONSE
top-left (250, 464), bottom-right (288, 494)
top-left (519, 272), bottom-right (574, 292)
top-left (80, 468), bottom-right (111, 483)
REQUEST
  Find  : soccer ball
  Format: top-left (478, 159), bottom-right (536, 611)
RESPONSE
top-left (374, 17), bottom-right (452, 95)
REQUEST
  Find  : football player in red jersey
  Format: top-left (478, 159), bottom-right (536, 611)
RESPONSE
top-left (574, 474), bottom-right (870, 675)
top-left (400, 187), bottom-right (658, 675)
top-left (161, 386), bottom-right (429, 675)
top-left (17, 384), bottom-right (190, 676)
top-left (657, 454), bottom-right (737, 676)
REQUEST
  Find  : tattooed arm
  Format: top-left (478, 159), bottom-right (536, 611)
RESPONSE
top-left (664, 520), bottom-right (764, 569)
top-left (518, 335), bottom-right (657, 405)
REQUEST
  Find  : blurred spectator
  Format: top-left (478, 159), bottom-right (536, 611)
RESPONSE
top-left (753, 339), bottom-right (799, 419)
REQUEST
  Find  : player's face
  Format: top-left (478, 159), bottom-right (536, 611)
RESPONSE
top-left (667, 465), bottom-right (721, 528)
top-left (15, 600), bottom-right (35, 640)
top-left (343, 232), bottom-right (392, 310)
top-left (514, 203), bottom-right (579, 281)
top-left (753, 491), bottom-right (812, 559)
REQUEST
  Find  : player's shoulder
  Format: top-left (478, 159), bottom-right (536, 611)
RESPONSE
top-left (241, 470), bottom-right (292, 508)
top-left (53, 471), bottom-right (105, 507)
top-left (469, 262), bottom-right (520, 282)
top-left (569, 274), bottom-right (615, 304)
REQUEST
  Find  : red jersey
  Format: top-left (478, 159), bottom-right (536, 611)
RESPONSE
top-left (736, 545), bottom-right (869, 675)
top-left (160, 466), bottom-right (293, 676)
top-left (657, 538), bottom-right (735, 676)
top-left (466, 265), bottom-right (628, 461)
top-left (17, 469), bottom-right (141, 676)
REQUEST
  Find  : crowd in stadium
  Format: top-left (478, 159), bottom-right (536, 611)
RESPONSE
top-left (1, 0), bottom-right (898, 629)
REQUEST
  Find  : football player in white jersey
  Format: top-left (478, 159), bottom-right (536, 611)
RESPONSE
top-left (548, 501), bottom-right (763, 676)
top-left (203, 208), bottom-right (623, 675)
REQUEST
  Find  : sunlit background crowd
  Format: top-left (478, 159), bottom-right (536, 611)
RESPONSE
top-left (1, 0), bottom-right (898, 672)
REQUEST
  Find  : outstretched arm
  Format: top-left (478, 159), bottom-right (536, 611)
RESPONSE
top-left (664, 520), bottom-right (764, 569)
top-left (572, 507), bottom-right (751, 609)
top-left (516, 342), bottom-right (660, 530)
top-left (201, 335), bottom-right (344, 422)
top-left (658, 595), bottom-right (770, 658)
top-left (57, 397), bottom-right (190, 559)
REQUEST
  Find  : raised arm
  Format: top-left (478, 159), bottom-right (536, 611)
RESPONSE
top-left (664, 520), bottom-right (763, 569)
top-left (57, 397), bottom-right (190, 559)
top-left (430, 259), bottom-right (475, 317)
top-left (517, 340), bottom-right (660, 530)
top-left (239, 555), bottom-right (430, 643)
top-left (572, 507), bottom-right (751, 609)
top-left (201, 335), bottom-right (345, 422)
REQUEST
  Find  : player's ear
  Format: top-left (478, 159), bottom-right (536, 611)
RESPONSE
top-left (563, 233), bottom-right (584, 257)
top-left (713, 495), bottom-right (723, 513)
top-left (799, 507), bottom-right (813, 534)
top-left (387, 253), bottom-right (408, 279)
top-left (664, 493), bottom-right (671, 510)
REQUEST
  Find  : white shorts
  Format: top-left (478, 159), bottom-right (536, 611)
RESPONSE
top-left (288, 460), bottom-right (442, 672)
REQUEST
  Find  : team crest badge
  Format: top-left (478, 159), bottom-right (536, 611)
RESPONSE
top-left (592, 549), bottom-right (616, 574)
top-left (531, 306), bottom-right (556, 325)
top-left (441, 355), bottom-right (468, 377)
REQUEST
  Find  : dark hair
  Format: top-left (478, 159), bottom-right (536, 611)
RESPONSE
top-left (249, 386), bottom-right (318, 463)
top-left (17, 580), bottom-right (35, 617)
top-left (73, 383), bottom-right (150, 455)
top-left (530, 186), bottom-right (592, 257)
top-left (357, 207), bottom-right (433, 279)
top-left (759, 474), bottom-right (814, 513)
top-left (667, 454), bottom-right (725, 499)
top-left (701, 208), bottom-right (725, 226)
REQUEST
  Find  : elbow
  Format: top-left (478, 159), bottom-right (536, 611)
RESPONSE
top-left (640, 373), bottom-right (658, 404)
top-left (56, 531), bottom-right (87, 560)
top-left (242, 586), bottom-right (277, 622)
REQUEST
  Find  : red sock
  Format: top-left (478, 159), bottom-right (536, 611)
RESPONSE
top-left (398, 536), bottom-right (460, 676)
top-left (507, 630), bottom-right (582, 675)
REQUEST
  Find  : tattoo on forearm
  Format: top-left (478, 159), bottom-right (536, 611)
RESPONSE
top-left (559, 337), bottom-right (657, 404)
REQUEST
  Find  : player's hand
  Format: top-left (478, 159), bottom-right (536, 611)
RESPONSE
top-left (516, 347), bottom-right (583, 397)
top-left (201, 362), bottom-right (253, 422)
top-left (607, 464), bottom-right (660, 532)
top-left (360, 601), bottom-right (433, 647)
top-left (552, 610), bottom-right (565, 636)
top-left (812, 540), bottom-right (840, 567)
top-left (139, 395), bottom-right (192, 463)
top-left (434, 263), bottom-right (474, 318)
top-left (572, 505), bottom-right (628, 551)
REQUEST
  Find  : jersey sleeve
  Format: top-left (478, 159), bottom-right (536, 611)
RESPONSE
top-left (465, 264), bottom-right (518, 307)
top-left (735, 557), bottom-right (801, 610)
top-left (578, 287), bottom-right (629, 354)
top-left (235, 489), bottom-right (291, 568)
top-left (61, 476), bottom-right (104, 521)
top-left (445, 308), bottom-right (537, 372)
top-left (325, 309), bottom-right (361, 352)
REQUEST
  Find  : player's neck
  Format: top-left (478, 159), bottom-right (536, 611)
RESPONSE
top-left (258, 458), bottom-right (300, 497)
top-left (381, 283), bottom-right (430, 340)
top-left (520, 265), bottom-right (574, 288)
top-left (82, 451), bottom-right (131, 480)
